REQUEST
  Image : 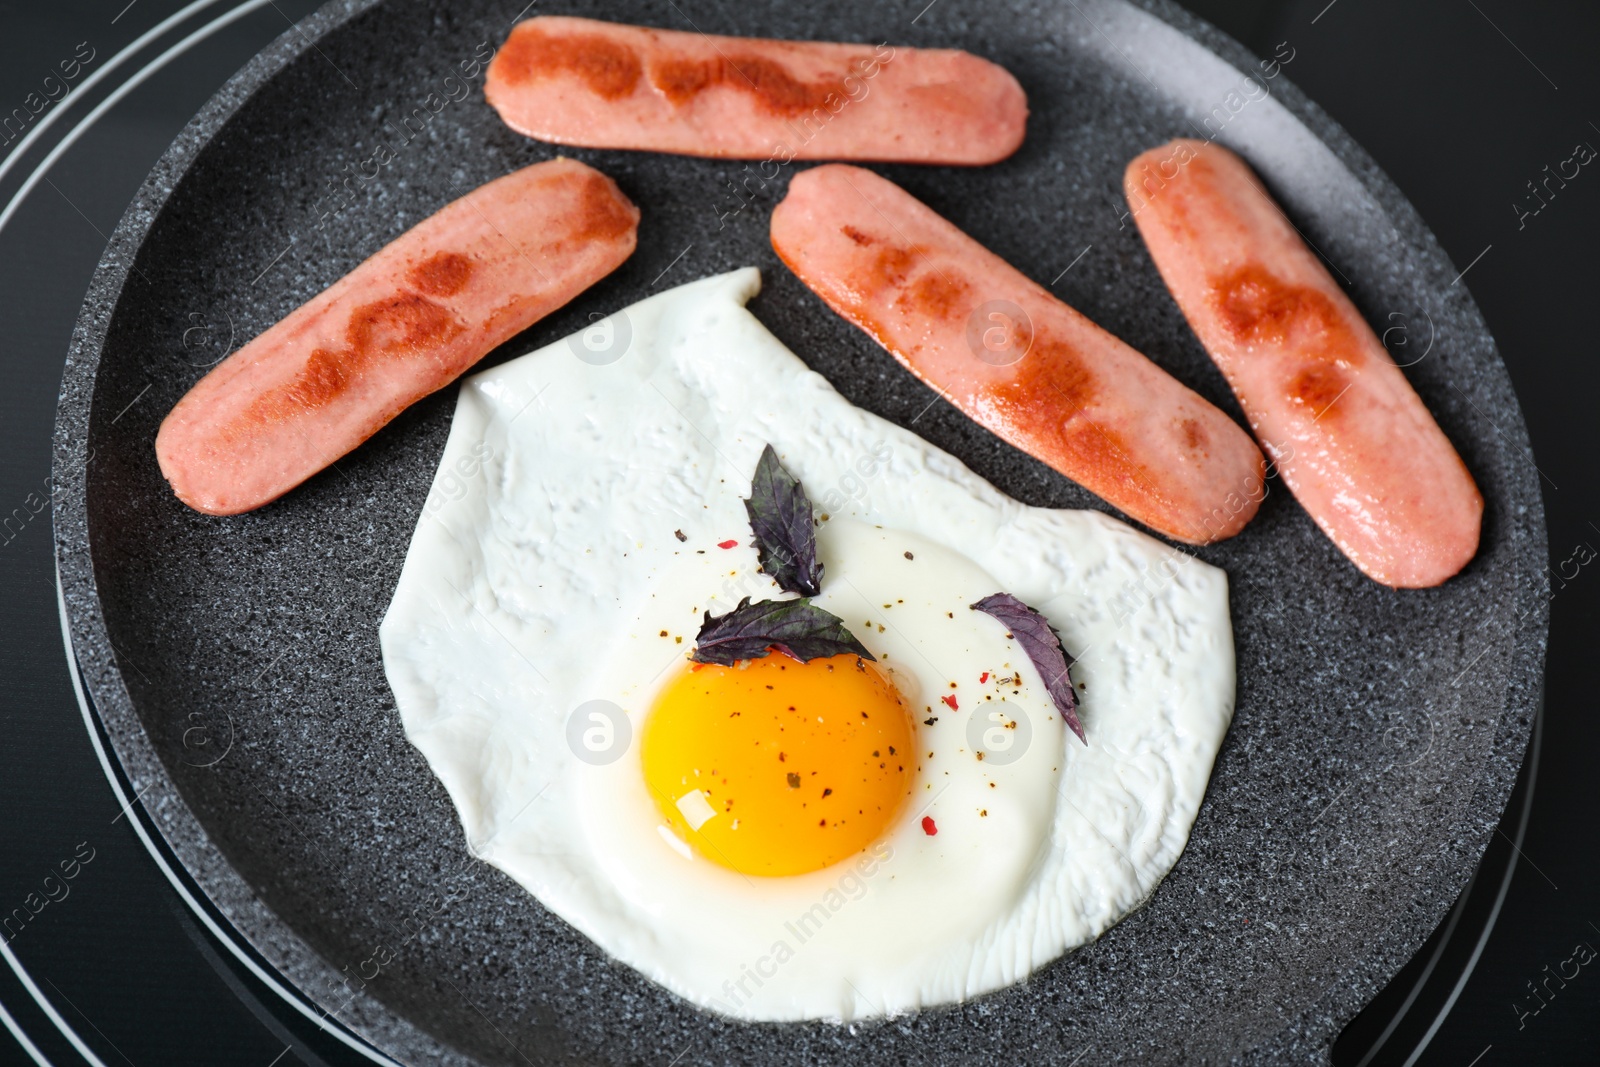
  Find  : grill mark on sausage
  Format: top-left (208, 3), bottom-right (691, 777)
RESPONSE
top-left (840, 224), bottom-right (875, 246)
top-left (867, 243), bottom-right (920, 289)
top-left (985, 342), bottom-right (1157, 506)
top-left (996, 332), bottom-right (1097, 414)
top-left (497, 26), bottom-right (642, 99)
top-left (977, 330), bottom-right (1178, 507)
top-left (345, 292), bottom-right (463, 354)
top-left (247, 293), bottom-right (464, 423)
top-left (571, 170), bottom-right (642, 241)
top-left (408, 251), bottom-right (474, 297)
top-left (1288, 364), bottom-right (1350, 418)
top-left (1209, 264), bottom-right (1344, 349)
top-left (899, 270), bottom-right (974, 324)
top-left (1209, 264), bottom-right (1358, 418)
top-left (648, 52), bottom-right (853, 115)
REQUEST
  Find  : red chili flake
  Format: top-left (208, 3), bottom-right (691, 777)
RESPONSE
top-left (979, 671), bottom-right (989, 683)
top-left (717, 539), bottom-right (739, 549)
top-left (941, 694), bottom-right (959, 711)
top-left (921, 816), bottom-right (938, 836)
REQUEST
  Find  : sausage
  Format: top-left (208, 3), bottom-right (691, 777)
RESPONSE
top-left (1123, 139), bottom-right (1482, 587)
top-left (484, 16), bottom-right (1026, 165)
top-left (155, 158), bottom-right (639, 515)
top-left (771, 164), bottom-right (1267, 545)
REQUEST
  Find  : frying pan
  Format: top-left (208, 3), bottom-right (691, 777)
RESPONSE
top-left (53, 0), bottom-right (1548, 1062)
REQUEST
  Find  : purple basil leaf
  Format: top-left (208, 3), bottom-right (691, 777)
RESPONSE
top-left (744, 444), bottom-right (822, 597)
top-left (970, 592), bottom-right (1085, 744)
top-left (692, 597), bottom-right (875, 666)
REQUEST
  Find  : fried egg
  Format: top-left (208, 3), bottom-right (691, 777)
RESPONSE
top-left (379, 268), bottom-right (1235, 1021)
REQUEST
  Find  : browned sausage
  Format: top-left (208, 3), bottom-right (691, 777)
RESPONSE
top-left (485, 17), bottom-right (1026, 165)
top-left (1125, 139), bottom-right (1482, 587)
top-left (156, 158), bottom-right (639, 515)
top-left (771, 164), bottom-right (1267, 544)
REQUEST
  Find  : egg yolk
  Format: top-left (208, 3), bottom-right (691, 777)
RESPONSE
top-left (641, 655), bottom-right (915, 877)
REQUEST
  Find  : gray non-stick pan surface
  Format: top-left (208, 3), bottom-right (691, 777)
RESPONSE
top-left (52, 0), bottom-right (1548, 1063)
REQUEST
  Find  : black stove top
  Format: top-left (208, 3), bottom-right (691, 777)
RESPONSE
top-left (0, 1), bottom-right (1594, 1064)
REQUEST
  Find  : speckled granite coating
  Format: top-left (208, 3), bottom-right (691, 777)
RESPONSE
top-left (52, 0), bottom-right (1548, 1064)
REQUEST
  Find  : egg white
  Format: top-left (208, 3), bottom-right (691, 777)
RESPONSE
top-left (379, 268), bottom-right (1236, 1022)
